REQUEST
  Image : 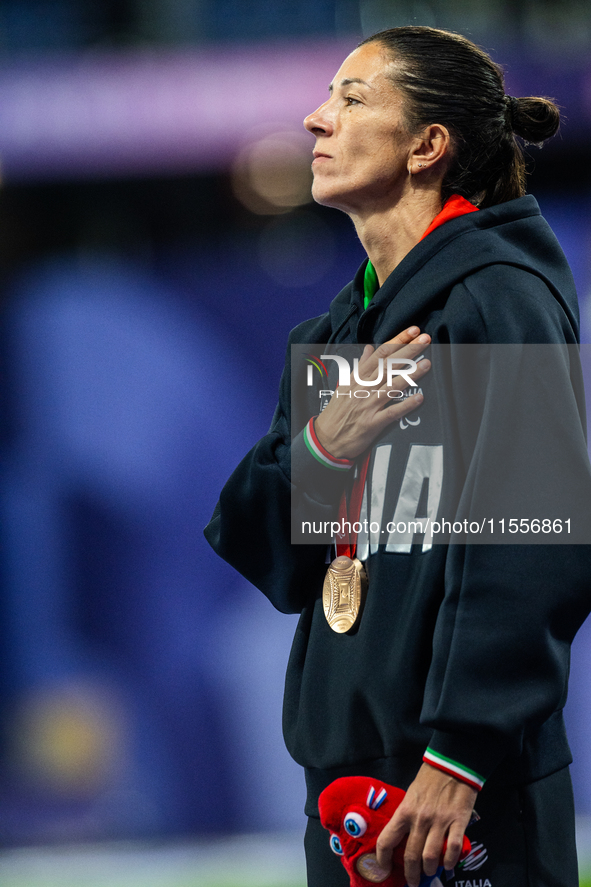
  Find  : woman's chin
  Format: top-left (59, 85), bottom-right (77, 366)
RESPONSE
top-left (310, 182), bottom-right (350, 212)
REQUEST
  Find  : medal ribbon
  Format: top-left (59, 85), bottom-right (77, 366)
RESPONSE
top-left (335, 452), bottom-right (371, 558)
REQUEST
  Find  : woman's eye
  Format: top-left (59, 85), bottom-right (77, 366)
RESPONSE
top-left (344, 811), bottom-right (368, 836)
top-left (346, 96), bottom-right (360, 105)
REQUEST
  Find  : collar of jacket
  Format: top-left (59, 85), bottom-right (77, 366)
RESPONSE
top-left (327, 195), bottom-right (577, 345)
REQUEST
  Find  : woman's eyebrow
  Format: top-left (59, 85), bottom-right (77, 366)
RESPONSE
top-left (328, 77), bottom-right (372, 93)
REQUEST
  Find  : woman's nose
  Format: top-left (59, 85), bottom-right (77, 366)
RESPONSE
top-left (304, 101), bottom-right (333, 136)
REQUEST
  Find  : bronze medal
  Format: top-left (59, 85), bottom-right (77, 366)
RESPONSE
top-left (355, 853), bottom-right (391, 883)
top-left (322, 555), bottom-right (367, 633)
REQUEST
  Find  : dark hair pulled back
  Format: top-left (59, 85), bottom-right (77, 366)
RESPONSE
top-left (360, 26), bottom-right (560, 207)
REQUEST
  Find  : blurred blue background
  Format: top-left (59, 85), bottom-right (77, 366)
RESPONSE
top-left (0, 0), bottom-right (591, 861)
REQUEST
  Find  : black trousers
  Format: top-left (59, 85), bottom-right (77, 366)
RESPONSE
top-left (304, 766), bottom-right (578, 887)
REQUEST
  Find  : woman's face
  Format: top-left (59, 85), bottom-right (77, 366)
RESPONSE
top-left (304, 42), bottom-right (414, 216)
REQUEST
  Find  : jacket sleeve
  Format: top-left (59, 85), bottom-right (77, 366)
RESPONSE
top-left (204, 334), bottom-right (353, 614)
top-left (421, 265), bottom-right (591, 787)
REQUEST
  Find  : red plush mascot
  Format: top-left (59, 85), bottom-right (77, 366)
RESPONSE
top-left (319, 776), bottom-right (472, 887)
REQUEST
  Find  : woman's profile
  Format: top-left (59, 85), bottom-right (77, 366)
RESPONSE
top-left (206, 26), bottom-right (591, 887)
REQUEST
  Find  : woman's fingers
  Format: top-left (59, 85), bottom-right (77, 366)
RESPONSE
top-left (369, 389), bottom-right (423, 438)
top-left (442, 822), bottom-right (468, 872)
top-left (357, 332), bottom-right (430, 379)
top-left (375, 765), bottom-right (476, 887)
top-left (312, 327), bottom-right (431, 460)
top-left (372, 358), bottom-right (430, 418)
top-left (313, 357), bottom-right (430, 458)
top-left (384, 356), bottom-right (431, 396)
top-left (384, 329), bottom-right (430, 350)
top-left (386, 325), bottom-right (421, 345)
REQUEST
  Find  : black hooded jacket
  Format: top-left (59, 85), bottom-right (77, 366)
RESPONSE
top-left (205, 195), bottom-right (591, 807)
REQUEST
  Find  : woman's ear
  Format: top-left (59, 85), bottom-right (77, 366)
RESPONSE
top-left (410, 123), bottom-right (451, 174)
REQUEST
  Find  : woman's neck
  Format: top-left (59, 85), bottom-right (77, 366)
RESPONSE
top-left (351, 186), bottom-right (443, 286)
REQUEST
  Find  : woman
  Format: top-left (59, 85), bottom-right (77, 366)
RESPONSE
top-left (205, 26), bottom-right (591, 887)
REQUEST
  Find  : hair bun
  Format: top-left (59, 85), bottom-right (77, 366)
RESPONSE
top-left (509, 96), bottom-right (560, 145)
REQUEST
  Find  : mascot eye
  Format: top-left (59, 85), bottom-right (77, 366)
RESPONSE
top-left (330, 834), bottom-right (344, 855)
top-left (344, 811), bottom-right (368, 837)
